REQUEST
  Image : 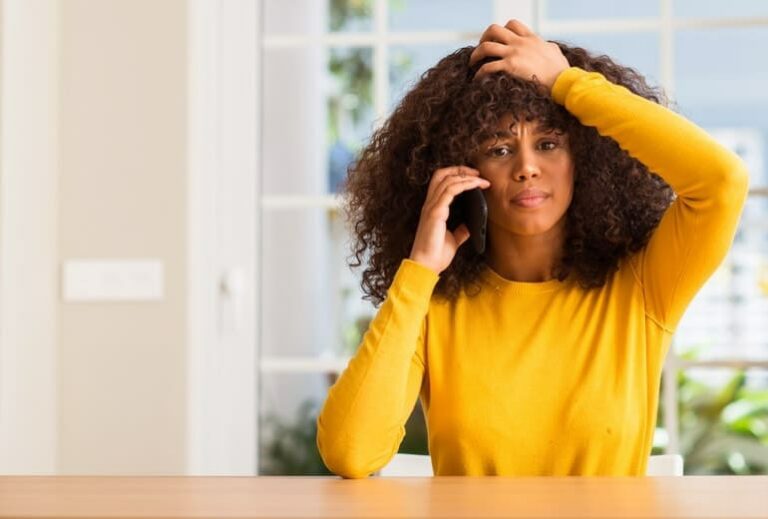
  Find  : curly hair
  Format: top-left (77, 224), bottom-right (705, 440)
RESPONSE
top-left (341, 41), bottom-right (675, 307)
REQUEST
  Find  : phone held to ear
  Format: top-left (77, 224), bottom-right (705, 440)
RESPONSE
top-left (447, 186), bottom-right (488, 255)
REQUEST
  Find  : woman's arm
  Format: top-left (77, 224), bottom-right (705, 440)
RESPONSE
top-left (551, 67), bottom-right (750, 331)
top-left (316, 258), bottom-right (437, 478)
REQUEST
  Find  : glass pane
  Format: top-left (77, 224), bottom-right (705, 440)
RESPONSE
top-left (261, 207), bottom-right (376, 359)
top-left (672, 26), bottom-right (768, 361)
top-left (541, 32), bottom-right (661, 86)
top-left (329, 0), bottom-right (374, 32)
top-left (264, 0), bottom-right (325, 35)
top-left (674, 195), bottom-right (768, 361)
top-left (258, 372), bottom-right (333, 475)
top-left (263, 46), bottom-right (373, 195)
top-left (674, 26), bottom-right (768, 189)
top-left (674, 0), bottom-right (768, 18)
top-left (677, 368), bottom-right (768, 475)
top-left (388, 0), bottom-right (493, 32)
top-left (263, 46), bottom-right (327, 195)
top-left (544, 0), bottom-right (659, 19)
top-left (264, 0), bottom-right (373, 34)
top-left (328, 47), bottom-right (374, 194)
top-left (388, 42), bottom-right (475, 111)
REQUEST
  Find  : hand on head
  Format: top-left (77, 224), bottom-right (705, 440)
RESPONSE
top-left (469, 19), bottom-right (570, 92)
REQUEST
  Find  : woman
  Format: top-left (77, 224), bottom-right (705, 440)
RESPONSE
top-left (316, 20), bottom-right (749, 477)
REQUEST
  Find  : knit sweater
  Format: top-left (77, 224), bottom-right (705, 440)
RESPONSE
top-left (316, 66), bottom-right (750, 478)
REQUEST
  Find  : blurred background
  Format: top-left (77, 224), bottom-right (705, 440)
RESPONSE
top-left (1, 0), bottom-right (767, 477)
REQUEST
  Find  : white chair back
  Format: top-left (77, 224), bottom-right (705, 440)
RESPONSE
top-left (645, 454), bottom-right (684, 476)
top-left (379, 453), bottom-right (684, 477)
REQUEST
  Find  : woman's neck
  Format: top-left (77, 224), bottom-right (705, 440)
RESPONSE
top-left (485, 221), bottom-right (565, 282)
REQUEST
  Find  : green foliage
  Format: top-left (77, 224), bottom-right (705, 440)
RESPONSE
top-left (676, 368), bottom-right (768, 475)
top-left (329, 0), bottom-right (372, 32)
top-left (259, 400), bottom-right (333, 476)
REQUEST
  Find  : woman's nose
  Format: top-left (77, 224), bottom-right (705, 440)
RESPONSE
top-left (512, 147), bottom-right (541, 181)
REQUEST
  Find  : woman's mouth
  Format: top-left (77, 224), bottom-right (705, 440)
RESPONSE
top-left (512, 196), bottom-right (548, 208)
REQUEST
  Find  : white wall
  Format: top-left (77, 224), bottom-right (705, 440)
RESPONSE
top-left (56, 0), bottom-right (188, 475)
top-left (0, 0), bottom-right (258, 475)
top-left (0, 0), bottom-right (60, 474)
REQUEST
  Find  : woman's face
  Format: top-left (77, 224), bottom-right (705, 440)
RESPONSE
top-left (471, 113), bottom-right (575, 237)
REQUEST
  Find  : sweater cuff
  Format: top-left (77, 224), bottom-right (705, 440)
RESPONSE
top-left (551, 66), bottom-right (589, 105)
top-left (390, 258), bottom-right (440, 301)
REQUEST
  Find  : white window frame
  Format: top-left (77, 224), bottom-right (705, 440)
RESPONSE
top-left (187, 0), bottom-right (259, 475)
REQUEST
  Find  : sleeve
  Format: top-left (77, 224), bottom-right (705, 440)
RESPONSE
top-left (316, 258), bottom-right (439, 478)
top-left (551, 67), bottom-right (750, 333)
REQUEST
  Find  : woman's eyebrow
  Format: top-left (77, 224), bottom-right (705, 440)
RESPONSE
top-left (491, 126), bottom-right (559, 139)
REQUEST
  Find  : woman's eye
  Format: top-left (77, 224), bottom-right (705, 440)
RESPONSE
top-left (487, 142), bottom-right (559, 157)
top-left (539, 141), bottom-right (558, 151)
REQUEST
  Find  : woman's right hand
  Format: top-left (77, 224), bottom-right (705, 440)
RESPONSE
top-left (409, 166), bottom-right (491, 275)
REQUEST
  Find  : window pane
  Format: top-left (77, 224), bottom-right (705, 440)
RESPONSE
top-left (674, 0), bottom-right (768, 18)
top-left (264, 0), bottom-right (325, 35)
top-left (262, 208), bottom-right (336, 359)
top-left (263, 46), bottom-right (373, 195)
top-left (258, 372), bottom-right (333, 475)
top-left (675, 195), bottom-right (768, 361)
top-left (674, 26), bottom-right (768, 189)
top-left (328, 47), bottom-right (374, 194)
top-left (541, 32), bottom-right (661, 85)
top-left (264, 0), bottom-right (373, 34)
top-left (261, 207), bottom-right (376, 359)
top-left (263, 46), bottom-right (327, 195)
top-left (388, 0), bottom-right (493, 32)
top-left (677, 368), bottom-right (768, 475)
top-left (329, 0), bottom-right (374, 32)
top-left (388, 42), bottom-right (474, 111)
top-left (544, 0), bottom-right (659, 19)
top-left (672, 26), bottom-right (768, 361)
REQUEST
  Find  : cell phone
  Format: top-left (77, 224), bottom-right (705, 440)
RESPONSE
top-left (447, 186), bottom-right (488, 254)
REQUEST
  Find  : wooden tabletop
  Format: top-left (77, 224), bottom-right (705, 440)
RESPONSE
top-left (0, 476), bottom-right (766, 518)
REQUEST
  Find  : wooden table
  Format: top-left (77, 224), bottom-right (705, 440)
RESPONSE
top-left (0, 476), bottom-right (766, 518)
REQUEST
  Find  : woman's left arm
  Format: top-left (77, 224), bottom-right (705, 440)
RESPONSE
top-left (471, 19), bottom-right (750, 332)
top-left (550, 66), bottom-right (749, 331)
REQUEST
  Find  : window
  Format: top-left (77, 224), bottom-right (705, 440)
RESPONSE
top-left (257, 0), bottom-right (768, 475)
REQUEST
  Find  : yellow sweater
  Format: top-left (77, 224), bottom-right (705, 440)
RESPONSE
top-left (316, 67), bottom-right (749, 478)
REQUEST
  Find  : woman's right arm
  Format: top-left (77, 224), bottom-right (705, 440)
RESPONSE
top-left (316, 258), bottom-right (438, 478)
top-left (317, 166), bottom-right (488, 478)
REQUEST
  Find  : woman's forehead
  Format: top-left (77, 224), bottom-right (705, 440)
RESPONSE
top-left (495, 114), bottom-right (555, 134)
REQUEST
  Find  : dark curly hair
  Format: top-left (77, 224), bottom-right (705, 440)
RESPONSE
top-left (341, 41), bottom-right (675, 307)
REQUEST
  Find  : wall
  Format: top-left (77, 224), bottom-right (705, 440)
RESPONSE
top-left (1, 0), bottom-right (258, 475)
top-left (0, 0), bottom-right (60, 474)
top-left (56, 0), bottom-right (188, 474)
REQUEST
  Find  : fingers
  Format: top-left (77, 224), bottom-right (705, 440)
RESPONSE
top-left (478, 23), bottom-right (518, 45)
top-left (425, 166), bottom-right (488, 210)
top-left (430, 166), bottom-right (479, 190)
top-left (431, 166), bottom-right (480, 195)
top-left (469, 41), bottom-right (510, 67)
top-left (453, 223), bottom-right (471, 247)
top-left (432, 176), bottom-right (490, 211)
top-left (479, 19), bottom-right (534, 46)
top-left (474, 59), bottom-right (508, 79)
top-left (505, 19), bottom-right (534, 37)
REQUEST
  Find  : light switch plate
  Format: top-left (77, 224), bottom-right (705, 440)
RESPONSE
top-left (62, 259), bottom-right (164, 302)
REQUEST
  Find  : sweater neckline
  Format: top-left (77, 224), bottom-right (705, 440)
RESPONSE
top-left (480, 263), bottom-right (570, 294)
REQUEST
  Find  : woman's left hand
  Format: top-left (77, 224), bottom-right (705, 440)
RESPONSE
top-left (469, 19), bottom-right (570, 92)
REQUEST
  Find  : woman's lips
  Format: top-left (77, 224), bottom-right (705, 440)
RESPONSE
top-left (511, 194), bottom-right (549, 208)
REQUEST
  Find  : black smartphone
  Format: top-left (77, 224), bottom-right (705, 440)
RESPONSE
top-left (447, 186), bottom-right (488, 254)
